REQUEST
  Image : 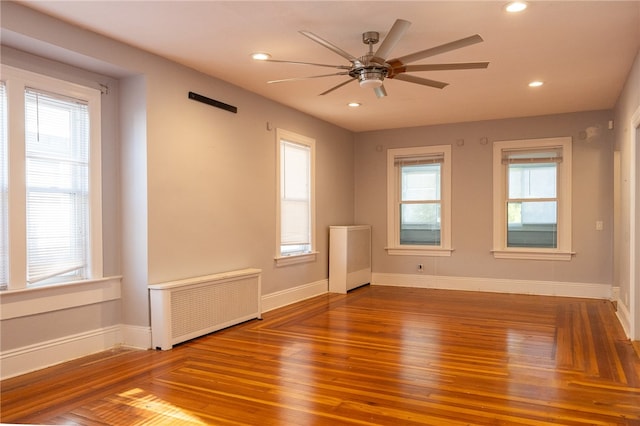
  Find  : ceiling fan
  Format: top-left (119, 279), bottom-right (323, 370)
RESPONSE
top-left (261, 19), bottom-right (489, 98)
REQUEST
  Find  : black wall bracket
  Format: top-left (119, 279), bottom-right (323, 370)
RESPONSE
top-left (188, 91), bottom-right (237, 114)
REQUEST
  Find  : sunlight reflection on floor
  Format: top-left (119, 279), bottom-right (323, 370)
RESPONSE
top-left (109, 388), bottom-right (206, 425)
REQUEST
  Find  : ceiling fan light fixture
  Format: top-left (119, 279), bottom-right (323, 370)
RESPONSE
top-left (358, 70), bottom-right (384, 89)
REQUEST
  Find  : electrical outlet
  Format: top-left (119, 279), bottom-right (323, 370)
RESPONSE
top-left (418, 264), bottom-right (423, 272)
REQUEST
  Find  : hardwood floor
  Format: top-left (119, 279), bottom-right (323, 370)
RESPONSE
top-left (2, 286), bottom-right (640, 425)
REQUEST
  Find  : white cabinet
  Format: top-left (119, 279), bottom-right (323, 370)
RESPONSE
top-left (329, 225), bottom-right (371, 293)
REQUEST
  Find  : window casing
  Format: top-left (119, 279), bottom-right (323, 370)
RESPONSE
top-left (492, 137), bottom-right (572, 260)
top-left (275, 128), bottom-right (316, 266)
top-left (1, 65), bottom-right (102, 290)
top-left (387, 145), bottom-right (452, 256)
top-left (0, 82), bottom-right (7, 289)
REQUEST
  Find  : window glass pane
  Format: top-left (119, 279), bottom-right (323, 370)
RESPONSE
top-left (280, 140), bottom-right (310, 255)
top-left (401, 163), bottom-right (440, 201)
top-left (508, 163), bottom-right (556, 199)
top-left (507, 201), bottom-right (557, 248)
top-left (25, 88), bottom-right (89, 285)
top-left (400, 203), bottom-right (441, 245)
top-left (0, 82), bottom-right (7, 288)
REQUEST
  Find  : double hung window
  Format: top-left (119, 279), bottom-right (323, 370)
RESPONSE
top-left (1, 65), bottom-right (102, 290)
top-left (275, 128), bottom-right (316, 265)
top-left (492, 137), bottom-right (572, 260)
top-left (387, 145), bottom-right (452, 256)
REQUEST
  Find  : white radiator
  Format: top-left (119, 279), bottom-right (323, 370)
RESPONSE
top-left (149, 268), bottom-right (261, 350)
top-left (329, 225), bottom-right (372, 293)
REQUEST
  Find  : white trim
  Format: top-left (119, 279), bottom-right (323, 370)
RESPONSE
top-left (121, 324), bottom-right (152, 350)
top-left (1, 64), bottom-right (103, 290)
top-left (275, 128), bottom-right (316, 263)
top-left (386, 145), bottom-right (452, 256)
top-left (261, 279), bottom-right (327, 313)
top-left (274, 251), bottom-right (318, 267)
top-left (0, 275), bottom-right (121, 320)
top-left (0, 325), bottom-right (122, 380)
top-left (492, 137), bottom-right (572, 260)
top-left (616, 294), bottom-right (632, 339)
top-left (630, 105), bottom-right (640, 339)
top-left (612, 286), bottom-right (620, 302)
top-left (372, 272), bottom-right (611, 299)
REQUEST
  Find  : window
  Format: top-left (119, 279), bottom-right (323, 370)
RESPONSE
top-left (387, 145), bottom-right (452, 256)
top-left (275, 128), bottom-right (316, 266)
top-left (492, 137), bottom-right (572, 260)
top-left (1, 65), bottom-right (102, 290)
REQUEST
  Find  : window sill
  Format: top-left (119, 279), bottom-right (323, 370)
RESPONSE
top-left (274, 251), bottom-right (318, 267)
top-left (491, 249), bottom-right (574, 261)
top-left (0, 276), bottom-right (122, 320)
top-left (386, 247), bottom-right (453, 257)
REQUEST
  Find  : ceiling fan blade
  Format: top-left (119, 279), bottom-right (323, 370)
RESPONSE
top-left (264, 59), bottom-right (351, 70)
top-left (374, 85), bottom-right (387, 99)
top-left (299, 30), bottom-right (358, 62)
top-left (319, 78), bottom-right (356, 96)
top-left (268, 72), bottom-right (349, 84)
top-left (392, 73), bottom-right (449, 89)
top-left (374, 19), bottom-right (411, 60)
top-left (391, 34), bottom-right (484, 66)
top-left (399, 62), bottom-right (490, 72)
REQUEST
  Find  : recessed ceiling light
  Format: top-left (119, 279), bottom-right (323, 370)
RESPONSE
top-left (505, 1), bottom-right (527, 13)
top-left (251, 52), bottom-right (271, 61)
top-left (528, 80), bottom-right (544, 87)
top-left (348, 102), bottom-right (361, 108)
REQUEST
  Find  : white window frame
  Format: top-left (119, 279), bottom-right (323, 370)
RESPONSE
top-left (1, 81), bottom-right (8, 289)
top-left (275, 128), bottom-right (317, 266)
top-left (386, 145), bottom-right (452, 256)
top-left (492, 136), bottom-right (573, 261)
top-left (1, 65), bottom-right (103, 290)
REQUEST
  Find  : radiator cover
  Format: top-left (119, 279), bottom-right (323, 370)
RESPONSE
top-left (149, 268), bottom-right (261, 350)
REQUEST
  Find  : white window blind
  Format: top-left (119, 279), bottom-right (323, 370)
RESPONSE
top-left (502, 147), bottom-right (563, 164)
top-left (0, 82), bottom-right (7, 288)
top-left (280, 140), bottom-right (310, 250)
top-left (25, 88), bottom-right (90, 285)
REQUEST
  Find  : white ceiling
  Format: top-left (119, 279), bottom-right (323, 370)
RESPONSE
top-left (11, 1), bottom-right (640, 132)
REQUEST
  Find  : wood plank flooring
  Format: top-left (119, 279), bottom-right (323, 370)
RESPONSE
top-left (2, 286), bottom-right (640, 425)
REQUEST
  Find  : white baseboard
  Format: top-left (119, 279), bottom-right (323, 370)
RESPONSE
top-left (0, 325), bottom-right (122, 380)
top-left (121, 324), bottom-right (151, 349)
top-left (372, 273), bottom-right (612, 299)
top-left (612, 286), bottom-right (621, 302)
top-left (262, 279), bottom-right (328, 313)
top-left (616, 297), bottom-right (632, 339)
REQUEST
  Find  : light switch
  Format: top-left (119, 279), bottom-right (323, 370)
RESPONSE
top-left (596, 221), bottom-right (603, 231)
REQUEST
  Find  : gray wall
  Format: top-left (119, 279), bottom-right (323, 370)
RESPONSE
top-left (355, 110), bottom-right (614, 286)
top-left (0, 2), bottom-right (355, 350)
